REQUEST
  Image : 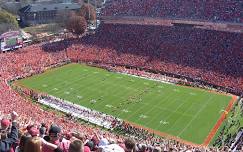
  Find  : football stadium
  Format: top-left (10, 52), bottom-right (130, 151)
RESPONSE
top-left (0, 0), bottom-right (242, 152)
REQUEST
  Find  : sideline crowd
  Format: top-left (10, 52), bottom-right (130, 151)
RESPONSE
top-left (0, 22), bottom-right (242, 151)
top-left (66, 23), bottom-right (243, 96)
top-left (102, 0), bottom-right (242, 23)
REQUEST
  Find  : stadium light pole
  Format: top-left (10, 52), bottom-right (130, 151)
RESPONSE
top-left (64, 28), bottom-right (68, 58)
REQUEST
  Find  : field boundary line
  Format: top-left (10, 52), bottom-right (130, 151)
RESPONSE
top-left (177, 96), bottom-right (214, 137)
top-left (153, 93), bottom-right (196, 131)
top-left (116, 72), bottom-right (174, 85)
top-left (175, 84), bottom-right (231, 97)
top-left (16, 63), bottom-right (76, 82)
top-left (124, 120), bottom-right (201, 147)
top-left (202, 95), bottom-right (238, 146)
top-left (14, 63), bottom-right (237, 147)
top-left (142, 100), bottom-right (194, 122)
top-left (13, 81), bottom-right (43, 94)
top-left (142, 92), bottom-right (179, 126)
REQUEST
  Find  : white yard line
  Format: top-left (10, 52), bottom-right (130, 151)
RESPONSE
top-left (163, 96), bottom-right (207, 133)
top-left (138, 92), bottom-right (175, 124)
top-left (177, 96), bottom-right (214, 137)
top-left (146, 93), bottom-right (193, 129)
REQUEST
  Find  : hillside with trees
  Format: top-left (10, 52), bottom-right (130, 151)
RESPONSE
top-left (0, 10), bottom-right (19, 34)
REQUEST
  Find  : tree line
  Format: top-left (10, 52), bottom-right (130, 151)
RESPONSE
top-left (0, 10), bottom-right (19, 34)
top-left (58, 3), bottom-right (97, 36)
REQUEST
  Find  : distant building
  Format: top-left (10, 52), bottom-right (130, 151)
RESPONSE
top-left (18, 3), bottom-right (81, 26)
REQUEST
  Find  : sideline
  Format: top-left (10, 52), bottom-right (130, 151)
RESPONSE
top-left (124, 120), bottom-right (201, 147)
top-left (202, 95), bottom-right (238, 146)
top-left (12, 63), bottom-right (239, 147)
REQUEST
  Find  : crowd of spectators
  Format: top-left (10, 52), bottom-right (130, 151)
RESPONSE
top-left (38, 96), bottom-right (120, 129)
top-left (0, 21), bottom-right (242, 151)
top-left (0, 111), bottom-right (139, 152)
top-left (108, 66), bottom-right (179, 84)
top-left (66, 23), bottom-right (243, 96)
top-left (102, 0), bottom-right (243, 23)
top-left (212, 99), bottom-right (243, 150)
top-left (0, 45), bottom-right (126, 152)
top-left (0, 110), bottom-right (236, 152)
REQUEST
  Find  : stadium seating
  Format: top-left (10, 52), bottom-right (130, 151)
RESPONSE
top-left (102, 0), bottom-right (243, 23)
top-left (0, 23), bottom-right (242, 151)
top-left (66, 23), bottom-right (243, 95)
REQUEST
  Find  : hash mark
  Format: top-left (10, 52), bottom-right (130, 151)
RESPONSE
top-left (160, 120), bottom-right (169, 125)
top-left (77, 95), bottom-right (83, 99)
top-left (139, 114), bottom-right (148, 119)
top-left (122, 109), bottom-right (129, 113)
top-left (105, 104), bottom-right (113, 108)
top-left (189, 92), bottom-right (196, 96)
top-left (42, 84), bottom-right (47, 87)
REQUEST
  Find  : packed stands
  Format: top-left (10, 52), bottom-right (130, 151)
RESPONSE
top-left (66, 23), bottom-right (243, 96)
top-left (0, 21), bottom-right (242, 151)
top-left (0, 44), bottom-right (230, 152)
top-left (102, 0), bottom-right (243, 23)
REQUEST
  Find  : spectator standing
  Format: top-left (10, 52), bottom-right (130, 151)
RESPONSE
top-left (0, 111), bottom-right (18, 152)
top-left (43, 125), bottom-right (70, 152)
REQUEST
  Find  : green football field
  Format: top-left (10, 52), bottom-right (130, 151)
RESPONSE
top-left (18, 63), bottom-right (233, 144)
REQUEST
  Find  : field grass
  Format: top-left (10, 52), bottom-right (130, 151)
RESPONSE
top-left (18, 63), bottom-right (233, 144)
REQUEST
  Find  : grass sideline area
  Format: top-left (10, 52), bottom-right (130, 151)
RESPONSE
top-left (210, 100), bottom-right (242, 147)
top-left (17, 63), bottom-right (233, 145)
